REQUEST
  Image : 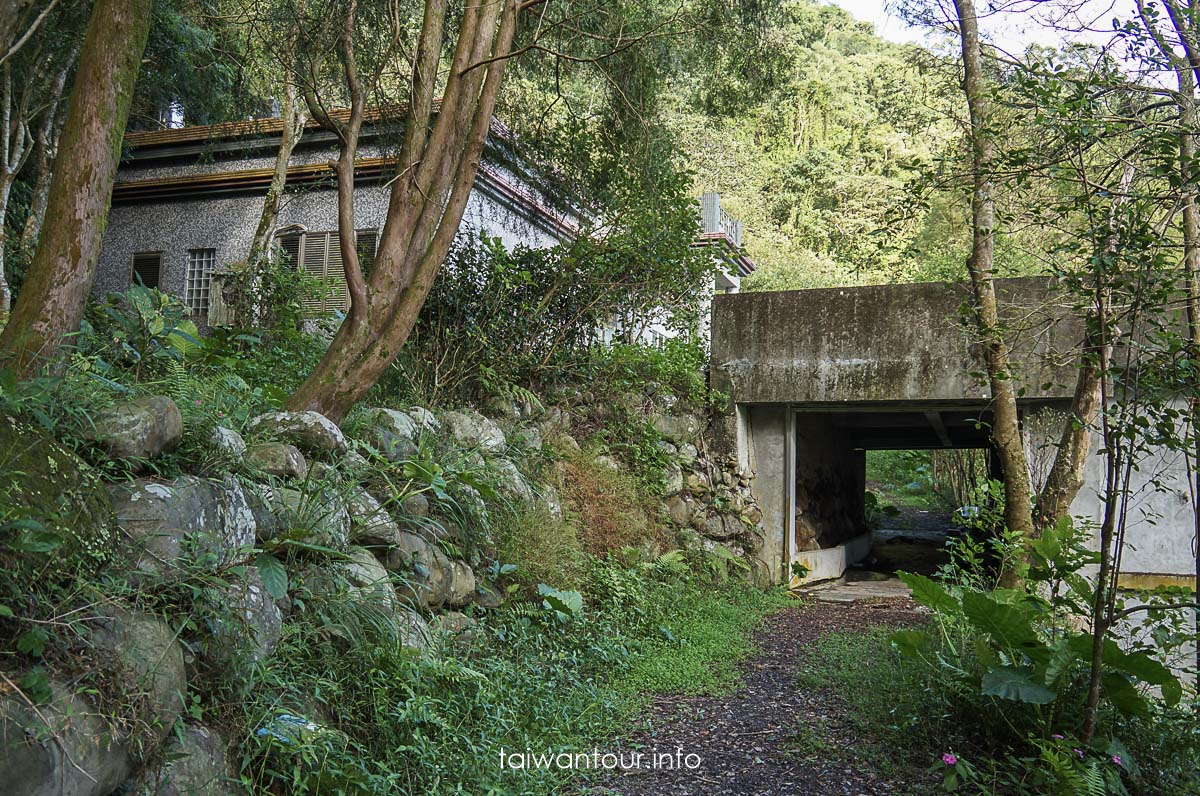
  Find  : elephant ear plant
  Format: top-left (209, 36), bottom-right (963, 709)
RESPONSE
top-left (891, 517), bottom-right (1187, 791)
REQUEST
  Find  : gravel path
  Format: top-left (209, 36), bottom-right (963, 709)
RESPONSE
top-left (581, 598), bottom-right (926, 796)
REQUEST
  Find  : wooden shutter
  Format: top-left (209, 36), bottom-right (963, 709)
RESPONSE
top-left (296, 230), bottom-right (377, 317)
top-left (356, 229), bottom-right (378, 279)
top-left (300, 232), bottom-right (328, 316)
top-left (131, 252), bottom-right (162, 289)
top-left (277, 232), bottom-right (302, 266)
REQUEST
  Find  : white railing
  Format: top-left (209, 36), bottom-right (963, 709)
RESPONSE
top-left (700, 191), bottom-right (742, 247)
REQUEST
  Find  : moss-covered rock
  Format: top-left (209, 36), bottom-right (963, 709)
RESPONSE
top-left (0, 414), bottom-right (114, 569)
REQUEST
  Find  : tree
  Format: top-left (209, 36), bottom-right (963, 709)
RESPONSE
top-left (951, 0), bottom-right (1037, 563)
top-left (0, 0), bottom-right (152, 373)
top-left (284, 0), bottom-right (689, 421)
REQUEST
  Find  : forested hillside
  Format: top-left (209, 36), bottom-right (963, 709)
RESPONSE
top-left (667, 2), bottom-right (970, 289)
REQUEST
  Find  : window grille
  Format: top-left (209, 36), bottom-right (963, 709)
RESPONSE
top-left (186, 248), bottom-right (215, 316)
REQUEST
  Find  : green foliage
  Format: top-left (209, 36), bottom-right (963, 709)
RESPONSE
top-left (227, 553), bottom-right (786, 794)
top-left (213, 247), bottom-right (325, 332)
top-left (85, 285), bottom-right (203, 380)
top-left (881, 518), bottom-right (1198, 794)
top-left (386, 208), bottom-right (714, 406)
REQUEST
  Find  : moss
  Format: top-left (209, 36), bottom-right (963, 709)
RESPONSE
top-left (0, 415), bottom-right (114, 566)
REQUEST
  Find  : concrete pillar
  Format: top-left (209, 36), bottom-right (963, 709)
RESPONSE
top-left (746, 406), bottom-right (788, 584)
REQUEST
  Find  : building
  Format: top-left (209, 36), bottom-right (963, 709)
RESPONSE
top-left (95, 112), bottom-right (581, 322)
top-left (94, 113), bottom-right (752, 339)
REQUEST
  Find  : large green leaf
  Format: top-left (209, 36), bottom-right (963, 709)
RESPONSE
top-left (890, 629), bottom-right (931, 660)
top-left (898, 572), bottom-right (960, 614)
top-left (256, 553), bottom-right (289, 600)
top-left (1101, 672), bottom-right (1150, 718)
top-left (962, 590), bottom-right (1040, 650)
top-left (981, 665), bottom-right (1057, 704)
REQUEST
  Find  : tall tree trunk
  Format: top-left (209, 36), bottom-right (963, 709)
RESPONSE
top-left (0, 0), bottom-right (151, 373)
top-left (286, 0), bottom-right (520, 422)
top-left (17, 52), bottom-right (73, 256)
top-left (1032, 163), bottom-right (1133, 531)
top-left (1145, 0), bottom-right (1200, 692)
top-left (0, 61), bottom-right (31, 321)
top-left (247, 73), bottom-right (308, 266)
top-left (952, 0), bottom-right (1036, 569)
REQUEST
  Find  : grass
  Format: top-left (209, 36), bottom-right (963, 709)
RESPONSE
top-left (866, 450), bottom-right (948, 511)
top-left (791, 627), bottom-right (935, 789)
top-left (618, 582), bottom-right (793, 696)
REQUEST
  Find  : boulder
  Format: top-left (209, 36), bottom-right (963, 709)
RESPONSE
top-left (247, 411), bottom-right (347, 456)
top-left (108, 476), bottom-right (256, 575)
top-left (400, 492), bottom-right (430, 518)
top-left (544, 429), bottom-right (581, 454)
top-left (446, 561), bottom-right (477, 608)
top-left (484, 395), bottom-right (521, 420)
top-left (677, 442), bottom-right (699, 465)
top-left (742, 504), bottom-right (764, 525)
top-left (385, 530), bottom-right (452, 608)
top-left (685, 471), bottom-right (710, 494)
top-left (125, 724), bottom-right (236, 796)
top-left (263, 487), bottom-right (350, 548)
top-left (208, 426), bottom-right (246, 459)
top-left (89, 608), bottom-right (187, 746)
top-left (431, 611), bottom-right (479, 645)
top-left (214, 566), bottom-right (283, 661)
top-left (474, 581), bottom-right (503, 609)
top-left (596, 454), bottom-right (624, 474)
top-left (441, 410), bottom-right (506, 452)
top-left (358, 408), bottom-right (419, 462)
top-left (649, 412), bottom-right (703, 443)
top-left (538, 485), bottom-right (564, 520)
top-left (396, 609), bottom-right (432, 652)
top-left (492, 458), bottom-right (535, 504)
top-left (656, 440), bottom-right (679, 458)
top-left (244, 442), bottom-right (308, 479)
top-left (406, 406), bottom-right (440, 434)
top-left (347, 488), bottom-right (402, 548)
top-left (510, 425), bottom-right (543, 451)
top-left (701, 512), bottom-right (743, 541)
top-left (341, 546), bottom-right (399, 612)
top-left (661, 466), bottom-right (684, 497)
top-left (664, 494), bottom-right (695, 526)
top-left (540, 406), bottom-right (571, 431)
top-left (0, 677), bottom-right (132, 796)
top-left (88, 396), bottom-right (183, 464)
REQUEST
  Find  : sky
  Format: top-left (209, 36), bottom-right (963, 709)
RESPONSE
top-left (824, 0), bottom-right (1136, 53)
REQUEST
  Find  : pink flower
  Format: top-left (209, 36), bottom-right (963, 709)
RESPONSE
top-left (1052, 734), bottom-right (1064, 740)
top-left (942, 753), bottom-right (958, 766)
top-left (194, 399), bottom-right (202, 406)
top-left (1075, 749), bottom-right (1085, 759)
top-left (1111, 755), bottom-right (1122, 767)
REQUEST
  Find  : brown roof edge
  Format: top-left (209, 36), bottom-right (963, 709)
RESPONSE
top-left (122, 101), bottom-right (517, 150)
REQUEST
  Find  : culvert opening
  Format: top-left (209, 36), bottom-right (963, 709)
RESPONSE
top-left (789, 405), bottom-right (1004, 584)
top-left (862, 448), bottom-right (994, 577)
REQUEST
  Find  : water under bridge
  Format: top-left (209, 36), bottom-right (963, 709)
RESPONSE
top-left (709, 277), bottom-right (1195, 589)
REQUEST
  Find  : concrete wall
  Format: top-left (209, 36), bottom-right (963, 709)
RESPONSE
top-left (793, 414), bottom-right (866, 552)
top-left (1025, 403), bottom-right (1197, 580)
top-left (714, 279), bottom-right (1196, 586)
top-left (746, 406), bottom-right (788, 583)
top-left (711, 278), bottom-right (1083, 406)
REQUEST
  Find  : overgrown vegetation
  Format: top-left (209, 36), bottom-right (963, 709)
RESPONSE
top-left (795, 522), bottom-right (1200, 796)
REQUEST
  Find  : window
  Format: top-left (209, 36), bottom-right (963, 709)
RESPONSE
top-left (292, 229), bottom-right (379, 316)
top-left (131, 251), bottom-right (162, 289)
top-left (186, 248), bottom-right (215, 316)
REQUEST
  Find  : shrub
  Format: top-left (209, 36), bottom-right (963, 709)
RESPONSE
top-left (493, 504), bottom-right (586, 594)
top-left (557, 450), bottom-right (661, 556)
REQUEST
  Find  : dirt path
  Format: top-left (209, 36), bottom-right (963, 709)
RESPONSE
top-left (581, 597), bottom-right (924, 796)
